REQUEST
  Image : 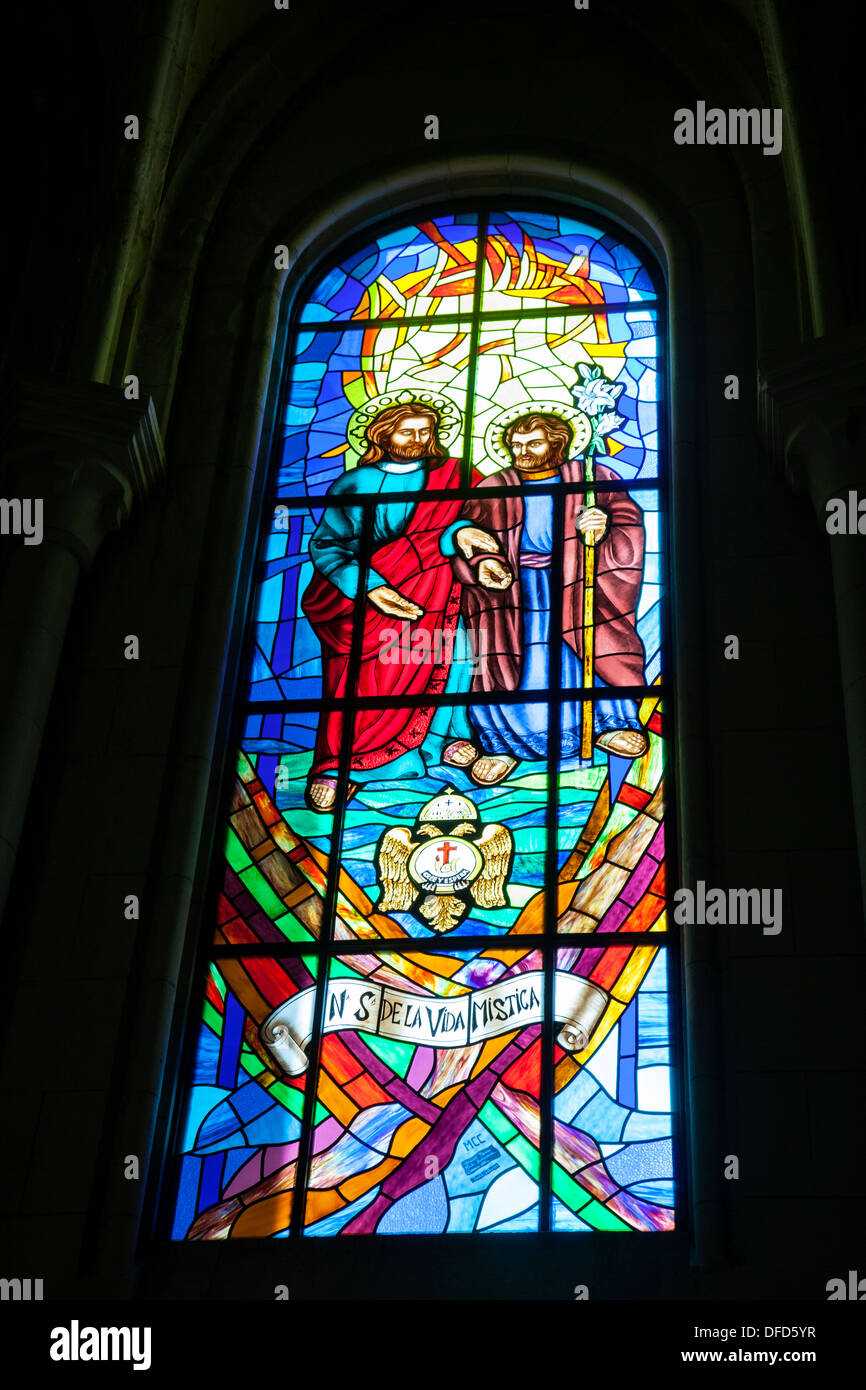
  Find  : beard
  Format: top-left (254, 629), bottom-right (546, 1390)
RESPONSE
top-left (387, 440), bottom-right (428, 460)
top-left (512, 451), bottom-right (561, 469)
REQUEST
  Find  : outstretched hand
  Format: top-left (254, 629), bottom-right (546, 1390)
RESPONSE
top-left (455, 525), bottom-right (500, 559)
top-left (477, 557), bottom-right (512, 590)
top-left (368, 585), bottom-right (424, 619)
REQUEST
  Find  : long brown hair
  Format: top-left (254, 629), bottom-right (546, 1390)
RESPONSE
top-left (504, 413), bottom-right (573, 465)
top-left (358, 403), bottom-right (446, 465)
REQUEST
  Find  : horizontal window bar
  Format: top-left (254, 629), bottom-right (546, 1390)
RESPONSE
top-left (268, 481), bottom-right (666, 509)
top-left (211, 932), bottom-right (675, 958)
top-left (243, 685), bottom-right (668, 715)
top-left (293, 300), bottom-right (659, 332)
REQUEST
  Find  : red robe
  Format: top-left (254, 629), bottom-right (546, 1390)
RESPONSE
top-left (301, 457), bottom-right (464, 777)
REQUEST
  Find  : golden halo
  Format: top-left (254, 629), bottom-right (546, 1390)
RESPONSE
top-left (483, 400), bottom-right (593, 468)
top-left (347, 390), bottom-right (463, 454)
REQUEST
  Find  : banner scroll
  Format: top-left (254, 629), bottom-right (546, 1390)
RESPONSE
top-left (260, 971), bottom-right (609, 1076)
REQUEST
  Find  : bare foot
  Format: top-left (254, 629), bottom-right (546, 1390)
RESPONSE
top-left (594, 729), bottom-right (648, 758)
top-left (305, 778), bottom-right (359, 811)
top-left (470, 755), bottom-right (518, 786)
top-left (306, 779), bottom-right (337, 811)
top-left (443, 740), bottom-right (479, 767)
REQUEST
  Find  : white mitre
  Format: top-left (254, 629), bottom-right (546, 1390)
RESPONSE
top-left (418, 786), bottom-right (478, 823)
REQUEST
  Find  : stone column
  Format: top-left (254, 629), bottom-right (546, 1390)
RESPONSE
top-left (0, 379), bottom-right (164, 924)
top-left (758, 326), bottom-right (866, 917)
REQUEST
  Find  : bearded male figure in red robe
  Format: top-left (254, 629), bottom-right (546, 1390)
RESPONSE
top-left (301, 403), bottom-right (504, 811)
top-left (447, 412), bottom-right (649, 787)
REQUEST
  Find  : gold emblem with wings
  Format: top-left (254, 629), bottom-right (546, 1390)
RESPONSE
top-left (376, 787), bottom-right (514, 934)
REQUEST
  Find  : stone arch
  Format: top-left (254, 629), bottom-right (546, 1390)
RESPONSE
top-left (124, 158), bottom-right (725, 1286)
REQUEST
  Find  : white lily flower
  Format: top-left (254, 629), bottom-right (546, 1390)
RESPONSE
top-left (574, 378), bottom-right (620, 414)
top-left (596, 411), bottom-right (624, 436)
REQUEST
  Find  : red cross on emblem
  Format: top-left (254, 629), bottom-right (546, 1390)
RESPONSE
top-left (436, 840), bottom-right (459, 867)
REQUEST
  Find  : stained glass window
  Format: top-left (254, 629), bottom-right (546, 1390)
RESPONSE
top-left (166, 206), bottom-right (675, 1238)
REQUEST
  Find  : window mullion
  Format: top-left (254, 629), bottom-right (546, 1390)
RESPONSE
top-left (459, 209), bottom-right (489, 489)
top-left (290, 501), bottom-right (375, 1237)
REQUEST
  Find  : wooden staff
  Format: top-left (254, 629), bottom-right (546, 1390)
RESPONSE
top-left (580, 442), bottom-right (597, 759)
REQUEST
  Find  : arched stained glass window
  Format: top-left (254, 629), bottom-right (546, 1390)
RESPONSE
top-left (165, 206), bottom-right (675, 1239)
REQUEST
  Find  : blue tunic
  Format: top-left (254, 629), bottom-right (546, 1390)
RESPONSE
top-left (310, 458), bottom-right (466, 596)
top-left (468, 479), bottom-right (640, 762)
